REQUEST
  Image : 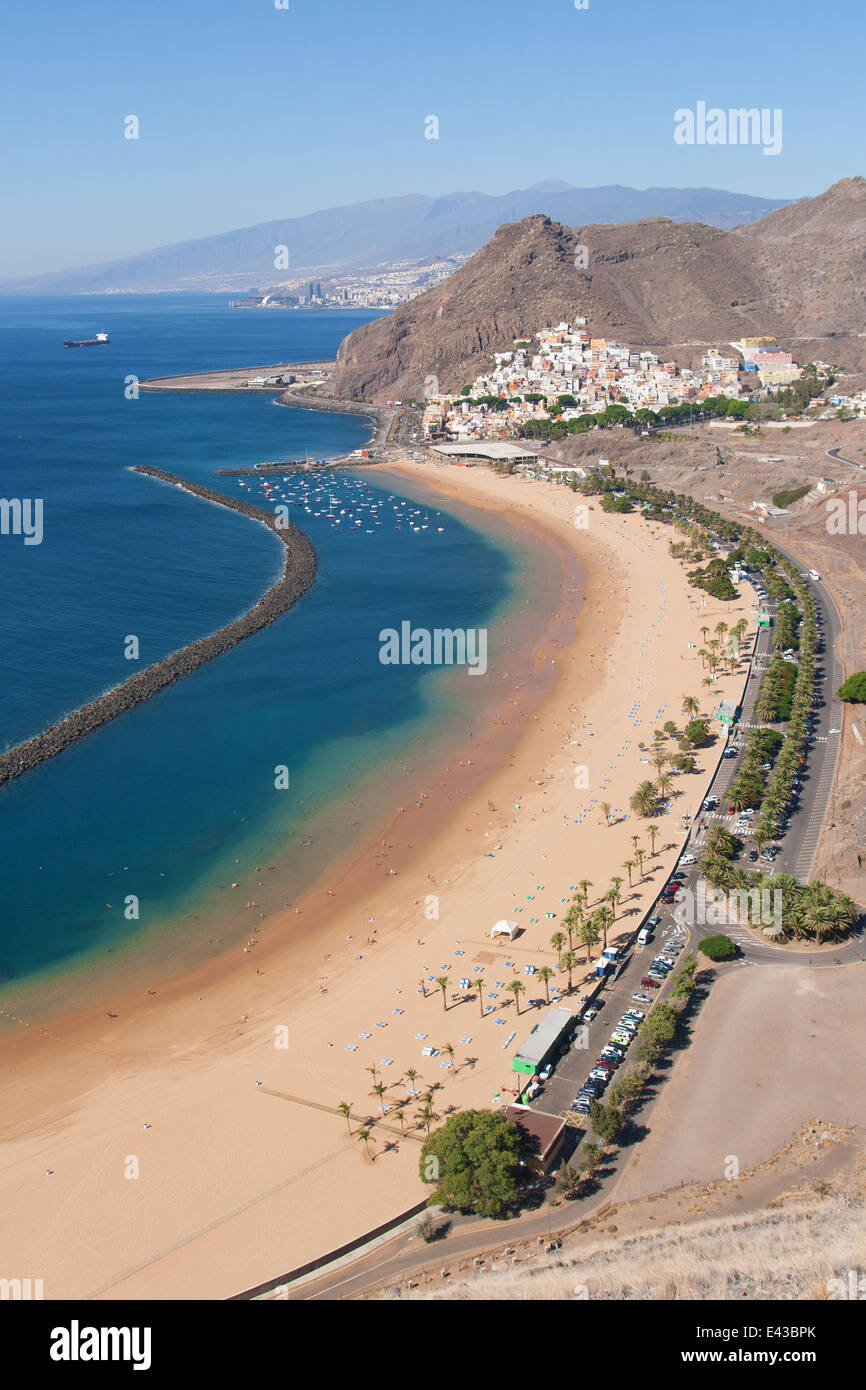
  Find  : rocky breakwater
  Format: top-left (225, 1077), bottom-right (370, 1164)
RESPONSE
top-left (0, 466), bottom-right (317, 789)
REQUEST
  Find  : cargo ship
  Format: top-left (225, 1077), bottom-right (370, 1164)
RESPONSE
top-left (63, 332), bottom-right (110, 347)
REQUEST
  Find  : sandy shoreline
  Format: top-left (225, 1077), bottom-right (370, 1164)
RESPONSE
top-left (0, 461), bottom-right (756, 1300)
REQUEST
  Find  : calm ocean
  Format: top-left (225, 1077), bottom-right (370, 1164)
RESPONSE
top-left (0, 295), bottom-right (554, 1011)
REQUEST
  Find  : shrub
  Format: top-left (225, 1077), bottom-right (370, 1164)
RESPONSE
top-left (838, 672), bottom-right (866, 703)
top-left (698, 934), bottom-right (738, 962)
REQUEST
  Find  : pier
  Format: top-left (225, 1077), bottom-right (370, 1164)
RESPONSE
top-left (0, 467), bottom-right (317, 789)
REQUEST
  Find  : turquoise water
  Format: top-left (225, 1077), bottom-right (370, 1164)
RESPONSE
top-left (0, 297), bottom-right (540, 1001)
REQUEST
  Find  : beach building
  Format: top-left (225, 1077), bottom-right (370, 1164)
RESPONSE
top-left (431, 441), bottom-right (538, 464)
top-left (511, 1007), bottom-right (573, 1076)
top-left (503, 1105), bottom-right (567, 1175)
top-left (716, 696), bottom-right (740, 725)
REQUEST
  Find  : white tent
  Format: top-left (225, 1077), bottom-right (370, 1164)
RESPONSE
top-left (491, 920), bottom-right (520, 940)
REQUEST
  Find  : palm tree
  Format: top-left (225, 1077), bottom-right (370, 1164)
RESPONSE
top-left (474, 977), bottom-right (486, 1017)
top-left (600, 800), bottom-right (613, 827)
top-left (656, 772), bottom-right (674, 799)
top-left (507, 979), bottom-right (526, 1014)
top-left (646, 823), bottom-right (660, 856)
top-left (365, 1063), bottom-right (380, 1086)
top-left (405, 1067), bottom-right (420, 1097)
top-left (579, 879), bottom-right (593, 903)
top-left (393, 1107), bottom-right (406, 1137)
top-left (550, 930), bottom-right (566, 966)
top-left (579, 916), bottom-right (600, 963)
top-left (442, 1042), bottom-right (457, 1072)
top-left (702, 675), bottom-right (715, 694)
top-left (651, 750), bottom-right (668, 774)
top-left (606, 877), bottom-right (623, 919)
top-left (537, 965), bottom-right (555, 1003)
top-left (418, 977), bottom-right (428, 998)
top-left (595, 905), bottom-right (614, 951)
top-left (700, 625), bottom-right (710, 645)
top-left (630, 780), bottom-right (660, 817)
top-left (337, 1100), bottom-right (353, 1135)
top-left (796, 882), bottom-right (857, 945)
top-left (416, 1098), bottom-right (440, 1136)
top-left (435, 976), bottom-right (450, 1010)
top-left (357, 1127), bottom-right (373, 1160)
top-left (623, 858), bottom-right (635, 887)
top-left (560, 950), bottom-right (577, 993)
top-left (370, 1081), bottom-right (387, 1116)
top-left (682, 695), bottom-right (700, 719)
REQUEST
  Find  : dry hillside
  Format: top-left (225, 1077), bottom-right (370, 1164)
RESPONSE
top-left (332, 178), bottom-right (866, 402)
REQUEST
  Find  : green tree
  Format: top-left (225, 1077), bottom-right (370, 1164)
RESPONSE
top-left (337, 1100), bottom-right (353, 1134)
top-left (630, 780), bottom-right (660, 817)
top-left (435, 976), bottom-right (450, 1010)
top-left (507, 979), bottom-right (526, 1014)
top-left (838, 672), bottom-right (866, 702)
top-left (537, 965), bottom-right (555, 1003)
top-left (560, 950), bottom-right (577, 993)
top-left (474, 977), bottom-right (486, 1017)
top-left (419, 1111), bottom-right (521, 1218)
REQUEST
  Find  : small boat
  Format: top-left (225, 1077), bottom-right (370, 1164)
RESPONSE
top-left (63, 333), bottom-right (110, 347)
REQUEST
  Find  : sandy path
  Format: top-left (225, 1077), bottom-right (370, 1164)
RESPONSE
top-left (0, 463), bottom-right (754, 1299)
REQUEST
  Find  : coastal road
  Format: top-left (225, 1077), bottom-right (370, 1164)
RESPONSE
top-left (827, 445), bottom-right (865, 471)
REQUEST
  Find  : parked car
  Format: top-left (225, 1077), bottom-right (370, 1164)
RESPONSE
top-left (640, 976), bottom-right (661, 989)
top-left (748, 849), bottom-right (759, 862)
top-left (632, 991), bottom-right (653, 1003)
top-left (679, 853), bottom-right (697, 866)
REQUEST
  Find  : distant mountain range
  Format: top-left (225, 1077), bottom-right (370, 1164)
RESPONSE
top-left (1, 182), bottom-right (797, 294)
top-left (331, 178), bottom-right (866, 402)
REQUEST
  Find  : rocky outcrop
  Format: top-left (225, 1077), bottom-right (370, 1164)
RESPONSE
top-left (330, 178), bottom-right (866, 402)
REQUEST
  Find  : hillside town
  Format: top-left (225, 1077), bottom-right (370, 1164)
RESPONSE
top-left (417, 322), bottom-right (813, 442)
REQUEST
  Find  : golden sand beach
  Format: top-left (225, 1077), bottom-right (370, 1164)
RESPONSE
top-left (0, 461), bottom-right (755, 1300)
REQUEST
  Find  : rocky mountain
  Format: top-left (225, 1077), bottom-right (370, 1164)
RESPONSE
top-left (1, 183), bottom-right (793, 294)
top-left (330, 178), bottom-right (866, 402)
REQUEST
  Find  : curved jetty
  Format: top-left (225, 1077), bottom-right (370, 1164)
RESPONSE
top-left (0, 466), bottom-right (317, 789)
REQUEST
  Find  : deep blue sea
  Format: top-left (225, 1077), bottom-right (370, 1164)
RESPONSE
top-left (0, 295), bottom-right (545, 1010)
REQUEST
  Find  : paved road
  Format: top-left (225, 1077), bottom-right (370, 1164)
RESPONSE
top-left (827, 445), bottom-right (865, 471)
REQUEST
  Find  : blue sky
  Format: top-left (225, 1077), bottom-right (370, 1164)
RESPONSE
top-left (1, 0), bottom-right (863, 275)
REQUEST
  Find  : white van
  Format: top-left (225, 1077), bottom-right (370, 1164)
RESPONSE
top-left (808, 569), bottom-right (820, 581)
top-left (679, 853), bottom-right (697, 866)
top-left (637, 927), bottom-right (651, 945)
